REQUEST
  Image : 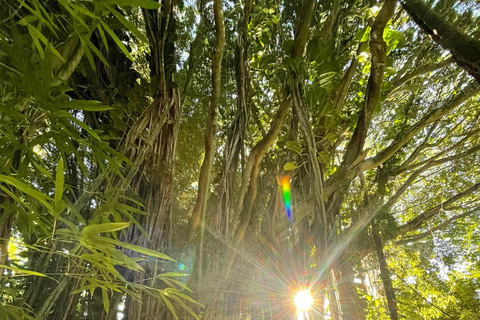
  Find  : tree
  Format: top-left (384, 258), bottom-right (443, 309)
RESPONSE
top-left (2, 0), bottom-right (480, 319)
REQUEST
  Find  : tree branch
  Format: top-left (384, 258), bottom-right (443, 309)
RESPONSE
top-left (398, 182), bottom-right (480, 234)
top-left (396, 206), bottom-right (480, 245)
top-left (290, 0), bottom-right (317, 59)
top-left (342, 0), bottom-right (397, 167)
top-left (359, 81), bottom-right (480, 173)
top-left (402, 0), bottom-right (480, 82)
top-left (387, 58), bottom-right (452, 97)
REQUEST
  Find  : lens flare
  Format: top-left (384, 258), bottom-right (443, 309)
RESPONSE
top-left (294, 289), bottom-right (313, 311)
top-left (281, 176), bottom-right (292, 221)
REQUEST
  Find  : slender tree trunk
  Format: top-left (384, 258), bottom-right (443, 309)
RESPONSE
top-left (188, 0), bottom-right (226, 241)
top-left (214, 0), bottom-right (253, 238)
top-left (372, 220), bottom-right (398, 320)
top-left (337, 263), bottom-right (367, 320)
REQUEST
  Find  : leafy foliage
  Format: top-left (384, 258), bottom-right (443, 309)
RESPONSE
top-left (2, 0), bottom-right (480, 319)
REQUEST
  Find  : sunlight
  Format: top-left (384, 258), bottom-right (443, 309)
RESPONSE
top-left (294, 289), bottom-right (313, 311)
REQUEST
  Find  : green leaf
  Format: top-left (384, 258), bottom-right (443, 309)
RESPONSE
top-left (85, 38), bottom-right (111, 67)
top-left (284, 162), bottom-right (298, 171)
top-left (355, 26), bottom-right (371, 42)
top-left (25, 24), bottom-right (64, 62)
top-left (170, 290), bottom-right (203, 306)
top-left (285, 141), bottom-right (303, 154)
top-left (96, 24), bottom-right (109, 52)
top-left (104, 0), bottom-right (161, 9)
top-left (170, 295), bottom-right (201, 319)
top-left (97, 236), bottom-right (175, 261)
top-left (0, 265), bottom-right (56, 281)
top-left (82, 222), bottom-right (130, 235)
top-left (317, 71), bottom-right (337, 87)
top-left (106, 5), bottom-right (149, 43)
top-left (55, 157), bottom-right (64, 213)
top-left (160, 277), bottom-right (192, 292)
top-left (160, 292), bottom-right (178, 319)
top-left (60, 100), bottom-right (113, 112)
top-left (102, 288), bottom-right (110, 313)
top-left (317, 151), bottom-right (330, 164)
top-left (57, 110), bottom-right (101, 140)
top-left (100, 20), bottom-right (133, 60)
top-left (159, 272), bottom-right (188, 278)
top-left (0, 175), bottom-right (53, 213)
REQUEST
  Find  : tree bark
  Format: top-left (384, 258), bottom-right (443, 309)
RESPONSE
top-left (214, 0), bottom-right (253, 238)
top-left (372, 220), bottom-right (399, 320)
top-left (123, 0), bottom-right (182, 318)
top-left (188, 0), bottom-right (226, 240)
top-left (343, 0), bottom-right (397, 167)
top-left (402, 0), bottom-right (480, 82)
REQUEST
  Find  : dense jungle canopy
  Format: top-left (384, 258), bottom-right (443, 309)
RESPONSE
top-left (1, 0), bottom-right (480, 319)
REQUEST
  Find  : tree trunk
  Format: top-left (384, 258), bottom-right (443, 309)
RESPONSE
top-left (122, 0), bottom-right (182, 318)
top-left (188, 0), bottom-right (226, 241)
top-left (372, 220), bottom-right (398, 320)
top-left (214, 0), bottom-right (252, 238)
top-left (402, 0), bottom-right (480, 82)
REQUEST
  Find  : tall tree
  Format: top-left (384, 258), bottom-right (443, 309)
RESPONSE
top-left (2, 0), bottom-right (480, 319)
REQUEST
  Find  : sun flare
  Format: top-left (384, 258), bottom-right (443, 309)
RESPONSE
top-left (294, 289), bottom-right (313, 311)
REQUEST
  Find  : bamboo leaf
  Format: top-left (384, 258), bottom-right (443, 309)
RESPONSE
top-left (98, 236), bottom-right (175, 261)
top-left (106, 5), bottom-right (149, 43)
top-left (96, 24), bottom-right (109, 52)
top-left (104, 0), bottom-right (161, 9)
top-left (82, 222), bottom-right (130, 235)
top-left (85, 39), bottom-right (111, 67)
top-left (25, 24), bottom-right (64, 62)
top-left (170, 295), bottom-right (201, 320)
top-left (101, 288), bottom-right (110, 313)
top-left (60, 100), bottom-right (113, 112)
top-left (54, 157), bottom-right (64, 213)
top-left (0, 175), bottom-right (53, 213)
top-left (99, 21), bottom-right (133, 61)
top-left (159, 272), bottom-right (188, 278)
top-left (56, 110), bottom-right (101, 140)
top-left (160, 292), bottom-right (178, 320)
top-left (0, 265), bottom-right (57, 281)
top-left (170, 291), bottom-right (203, 306)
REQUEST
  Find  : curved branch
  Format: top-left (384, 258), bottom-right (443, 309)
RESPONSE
top-left (398, 182), bottom-right (480, 234)
top-left (387, 57), bottom-right (452, 97)
top-left (360, 81), bottom-right (480, 173)
top-left (396, 206), bottom-right (480, 245)
top-left (233, 100), bottom-right (291, 244)
top-left (343, 0), bottom-right (397, 167)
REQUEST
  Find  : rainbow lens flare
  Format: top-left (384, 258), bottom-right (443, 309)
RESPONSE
top-left (281, 176), bottom-right (292, 221)
top-left (178, 263), bottom-right (185, 271)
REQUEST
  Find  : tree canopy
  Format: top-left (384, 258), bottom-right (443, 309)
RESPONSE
top-left (1, 0), bottom-right (480, 319)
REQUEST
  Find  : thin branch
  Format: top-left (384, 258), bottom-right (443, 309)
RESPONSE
top-left (359, 81), bottom-right (480, 173)
top-left (387, 57), bottom-right (452, 97)
top-left (398, 182), bottom-right (480, 234)
top-left (396, 206), bottom-right (480, 245)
